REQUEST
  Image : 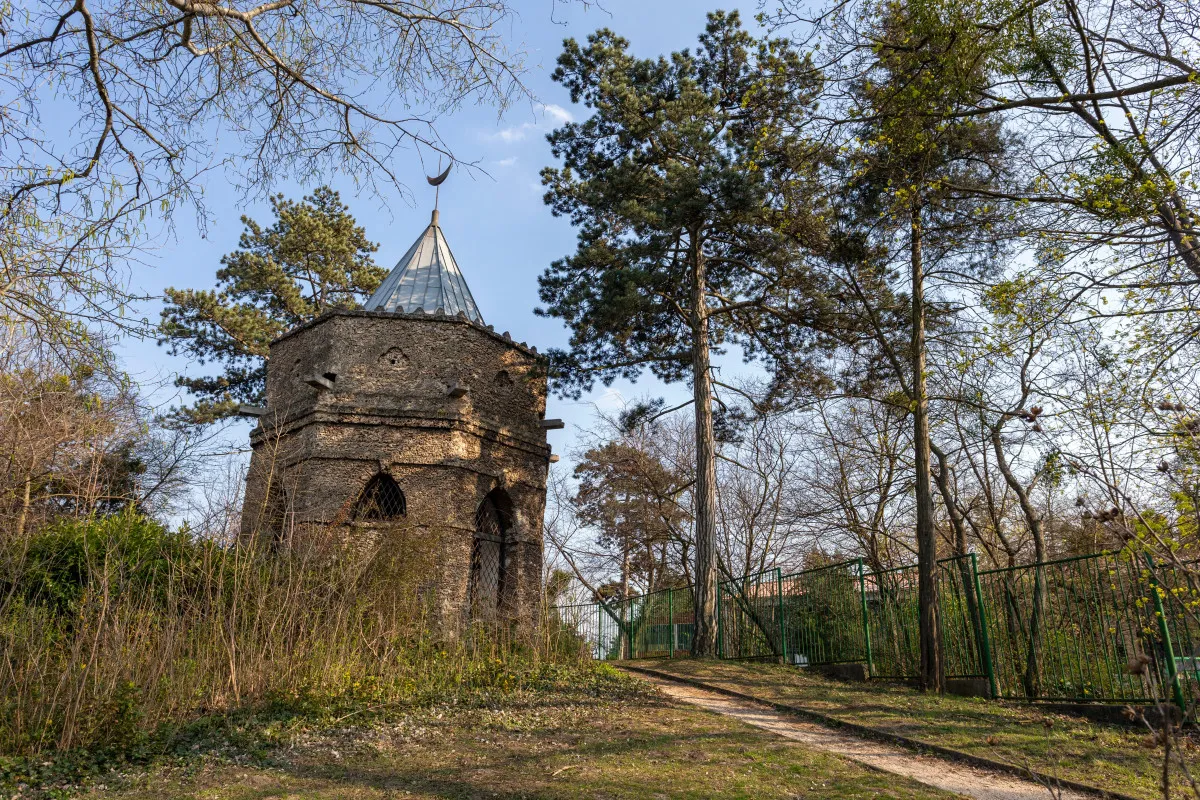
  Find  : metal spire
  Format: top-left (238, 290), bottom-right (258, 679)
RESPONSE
top-left (362, 164), bottom-right (483, 323)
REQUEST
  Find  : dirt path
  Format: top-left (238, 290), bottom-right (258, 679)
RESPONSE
top-left (632, 671), bottom-right (1095, 800)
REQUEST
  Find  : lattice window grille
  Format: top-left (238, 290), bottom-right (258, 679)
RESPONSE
top-left (353, 473), bottom-right (407, 521)
top-left (471, 496), bottom-right (509, 620)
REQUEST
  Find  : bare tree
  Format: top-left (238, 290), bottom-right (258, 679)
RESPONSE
top-left (0, 0), bottom-right (531, 353)
top-left (0, 333), bottom-right (205, 536)
top-left (797, 399), bottom-right (914, 572)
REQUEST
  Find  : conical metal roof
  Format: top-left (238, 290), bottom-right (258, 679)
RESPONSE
top-left (364, 210), bottom-right (484, 323)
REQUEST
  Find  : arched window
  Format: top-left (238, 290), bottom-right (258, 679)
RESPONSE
top-left (470, 489), bottom-right (514, 621)
top-left (352, 473), bottom-right (406, 521)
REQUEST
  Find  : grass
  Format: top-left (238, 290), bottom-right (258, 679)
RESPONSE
top-left (0, 512), bottom-right (523, 757)
top-left (632, 658), bottom-right (1200, 800)
top-left (10, 662), bottom-right (956, 800)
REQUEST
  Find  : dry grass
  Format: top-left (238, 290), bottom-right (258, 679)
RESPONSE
top-left (0, 513), bottom-right (552, 760)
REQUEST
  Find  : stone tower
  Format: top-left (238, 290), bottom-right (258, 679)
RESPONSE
top-left (240, 209), bottom-right (553, 633)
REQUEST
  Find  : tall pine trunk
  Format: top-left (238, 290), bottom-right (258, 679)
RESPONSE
top-left (911, 204), bottom-right (944, 692)
top-left (690, 239), bottom-right (719, 657)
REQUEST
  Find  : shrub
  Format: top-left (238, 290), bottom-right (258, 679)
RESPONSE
top-left (2, 512), bottom-right (215, 615)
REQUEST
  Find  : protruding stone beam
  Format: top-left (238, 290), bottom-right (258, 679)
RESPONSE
top-left (237, 405), bottom-right (267, 417)
top-left (540, 419), bottom-right (565, 430)
top-left (306, 372), bottom-right (337, 391)
top-left (447, 383), bottom-right (469, 399)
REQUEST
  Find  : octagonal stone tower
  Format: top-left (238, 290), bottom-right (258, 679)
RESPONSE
top-left (240, 210), bottom-right (552, 633)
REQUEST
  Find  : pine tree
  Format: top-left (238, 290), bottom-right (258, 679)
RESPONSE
top-left (538, 11), bottom-right (832, 656)
top-left (158, 187), bottom-right (385, 425)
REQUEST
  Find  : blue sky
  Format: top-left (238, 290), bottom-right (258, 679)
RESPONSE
top-left (116, 0), bottom-right (766, 469)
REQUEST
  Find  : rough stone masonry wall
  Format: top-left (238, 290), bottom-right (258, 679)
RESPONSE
top-left (241, 310), bottom-right (550, 635)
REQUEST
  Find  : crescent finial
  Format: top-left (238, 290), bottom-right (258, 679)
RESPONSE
top-left (426, 163), bottom-right (452, 186)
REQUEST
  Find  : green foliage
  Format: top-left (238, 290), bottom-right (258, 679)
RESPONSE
top-left (158, 187), bottom-right (386, 424)
top-left (823, 0), bottom-right (1018, 403)
top-left (2, 512), bottom-right (213, 615)
top-left (1067, 142), bottom-right (1173, 223)
top-left (850, 0), bottom-right (1011, 235)
top-left (538, 11), bottom-right (836, 397)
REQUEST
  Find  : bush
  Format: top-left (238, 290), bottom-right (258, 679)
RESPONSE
top-left (2, 512), bottom-right (215, 615)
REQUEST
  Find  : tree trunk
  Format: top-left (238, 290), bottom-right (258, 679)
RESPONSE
top-left (15, 471), bottom-right (32, 540)
top-left (911, 204), bottom-right (944, 692)
top-left (931, 444), bottom-right (987, 674)
top-left (690, 240), bottom-right (719, 658)
top-left (989, 424), bottom-right (1047, 698)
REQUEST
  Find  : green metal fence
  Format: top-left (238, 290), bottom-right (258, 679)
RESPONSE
top-left (718, 568), bottom-right (785, 661)
top-left (977, 552), bottom-right (1200, 708)
top-left (863, 556), bottom-right (989, 681)
top-left (779, 560), bottom-right (870, 667)
top-left (549, 549), bottom-right (1200, 716)
top-left (547, 587), bottom-right (696, 661)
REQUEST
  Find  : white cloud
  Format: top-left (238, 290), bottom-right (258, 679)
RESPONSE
top-left (541, 103), bottom-right (574, 125)
top-left (495, 156), bottom-right (518, 167)
top-left (594, 388), bottom-right (626, 412)
top-left (491, 123), bottom-right (536, 143)
top-left (485, 103), bottom-right (575, 144)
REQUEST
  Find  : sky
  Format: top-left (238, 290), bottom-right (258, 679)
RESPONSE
top-left (114, 0), bottom-right (768, 479)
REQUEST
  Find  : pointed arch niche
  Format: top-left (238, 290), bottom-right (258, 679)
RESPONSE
top-left (352, 472), bottom-right (407, 521)
top-left (263, 485), bottom-right (293, 549)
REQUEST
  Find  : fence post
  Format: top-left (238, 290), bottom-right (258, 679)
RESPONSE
top-left (717, 581), bottom-right (724, 659)
top-left (631, 598), bottom-right (638, 659)
top-left (633, 597), bottom-right (641, 660)
top-left (857, 558), bottom-right (874, 678)
top-left (776, 567), bottom-right (788, 664)
top-left (620, 599), bottom-right (627, 660)
top-left (1145, 553), bottom-right (1187, 715)
top-left (668, 587), bottom-right (675, 658)
top-left (631, 597), bottom-right (637, 660)
top-left (597, 602), bottom-right (603, 660)
top-left (971, 553), bottom-right (999, 699)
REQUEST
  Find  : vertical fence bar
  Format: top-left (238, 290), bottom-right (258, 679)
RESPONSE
top-left (857, 558), bottom-right (874, 677)
top-left (631, 597), bottom-right (638, 659)
top-left (668, 587), bottom-right (675, 658)
top-left (629, 597), bottom-right (636, 659)
top-left (639, 594), bottom-right (647, 659)
top-left (1161, 566), bottom-right (1200, 708)
top-left (971, 553), bottom-right (998, 699)
top-left (633, 595), bottom-right (641, 659)
top-left (776, 567), bottom-right (788, 664)
top-left (1146, 554), bottom-right (1187, 714)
